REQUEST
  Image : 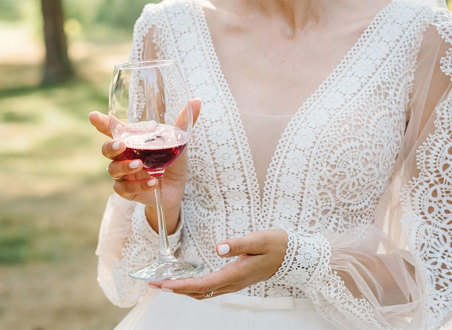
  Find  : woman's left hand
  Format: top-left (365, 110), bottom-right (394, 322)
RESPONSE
top-left (148, 229), bottom-right (288, 299)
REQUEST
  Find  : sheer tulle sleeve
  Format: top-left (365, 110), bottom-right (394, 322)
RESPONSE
top-left (96, 3), bottom-right (184, 308)
top-left (413, 0), bottom-right (447, 9)
top-left (96, 194), bottom-right (183, 307)
top-left (269, 10), bottom-right (452, 329)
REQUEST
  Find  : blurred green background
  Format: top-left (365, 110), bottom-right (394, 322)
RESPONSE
top-left (0, 0), bottom-right (159, 329)
top-left (0, 1), bottom-right (451, 329)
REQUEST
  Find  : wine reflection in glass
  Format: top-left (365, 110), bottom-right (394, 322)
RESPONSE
top-left (108, 60), bottom-right (204, 281)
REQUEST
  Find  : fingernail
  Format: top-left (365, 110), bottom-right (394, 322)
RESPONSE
top-left (161, 288), bottom-right (173, 293)
top-left (147, 178), bottom-right (157, 186)
top-left (218, 243), bottom-right (230, 256)
top-left (112, 141), bottom-right (121, 150)
top-left (129, 160), bottom-right (140, 168)
top-left (148, 284), bottom-right (159, 289)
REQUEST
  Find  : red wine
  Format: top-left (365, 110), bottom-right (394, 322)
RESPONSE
top-left (123, 144), bottom-right (186, 172)
top-left (120, 123), bottom-right (188, 173)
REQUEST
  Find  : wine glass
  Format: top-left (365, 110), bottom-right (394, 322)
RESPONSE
top-left (108, 60), bottom-right (204, 281)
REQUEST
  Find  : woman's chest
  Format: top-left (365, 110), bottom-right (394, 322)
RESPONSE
top-left (159, 0), bottom-right (424, 232)
top-left (206, 10), bottom-right (371, 118)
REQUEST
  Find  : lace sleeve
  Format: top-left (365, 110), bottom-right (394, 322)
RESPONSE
top-left (96, 196), bottom-right (183, 307)
top-left (412, 0), bottom-right (447, 8)
top-left (400, 10), bottom-right (452, 326)
top-left (96, 3), bottom-right (185, 308)
top-left (269, 10), bottom-right (452, 329)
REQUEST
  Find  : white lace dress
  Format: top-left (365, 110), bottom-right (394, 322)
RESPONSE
top-left (96, 0), bottom-right (452, 329)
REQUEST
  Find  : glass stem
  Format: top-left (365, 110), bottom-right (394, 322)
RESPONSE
top-left (154, 174), bottom-right (176, 264)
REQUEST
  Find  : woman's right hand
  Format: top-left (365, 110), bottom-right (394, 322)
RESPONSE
top-left (88, 99), bottom-right (201, 234)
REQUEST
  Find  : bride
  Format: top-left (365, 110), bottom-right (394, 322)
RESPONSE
top-left (89, 0), bottom-right (452, 328)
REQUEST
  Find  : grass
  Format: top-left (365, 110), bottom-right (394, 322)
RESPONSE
top-left (0, 25), bottom-right (131, 329)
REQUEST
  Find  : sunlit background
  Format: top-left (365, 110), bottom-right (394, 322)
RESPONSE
top-left (0, 0), bottom-right (158, 329)
top-left (0, 0), bottom-right (451, 329)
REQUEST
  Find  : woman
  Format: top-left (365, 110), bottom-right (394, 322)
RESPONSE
top-left (89, 0), bottom-right (452, 328)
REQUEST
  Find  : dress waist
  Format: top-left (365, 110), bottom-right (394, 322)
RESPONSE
top-left (208, 293), bottom-right (314, 311)
top-left (115, 291), bottom-right (334, 330)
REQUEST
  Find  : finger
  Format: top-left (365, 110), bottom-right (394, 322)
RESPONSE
top-left (102, 140), bottom-right (126, 160)
top-left (175, 286), bottom-right (238, 300)
top-left (175, 99), bottom-right (202, 129)
top-left (88, 111), bottom-right (113, 138)
top-left (176, 283), bottom-right (240, 296)
top-left (147, 281), bottom-right (165, 289)
top-left (198, 285), bottom-right (240, 299)
top-left (123, 170), bottom-right (152, 181)
top-left (147, 283), bottom-right (161, 290)
top-left (113, 177), bottom-right (158, 196)
top-left (216, 232), bottom-right (267, 258)
top-left (191, 98), bottom-right (201, 125)
top-left (183, 283), bottom-right (243, 300)
top-left (107, 159), bottom-right (144, 178)
top-left (161, 266), bottom-right (237, 293)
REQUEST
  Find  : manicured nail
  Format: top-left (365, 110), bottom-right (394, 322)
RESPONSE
top-left (129, 160), bottom-right (140, 168)
top-left (161, 288), bottom-right (173, 293)
top-left (112, 141), bottom-right (121, 150)
top-left (218, 244), bottom-right (230, 256)
top-left (147, 178), bottom-right (157, 186)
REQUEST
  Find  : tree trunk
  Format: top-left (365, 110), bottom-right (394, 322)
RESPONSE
top-left (41, 0), bottom-right (73, 84)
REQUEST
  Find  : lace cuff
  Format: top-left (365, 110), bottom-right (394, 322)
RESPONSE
top-left (133, 203), bottom-right (184, 253)
top-left (268, 231), bottom-right (331, 287)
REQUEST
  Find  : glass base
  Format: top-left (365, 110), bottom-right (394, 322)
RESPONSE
top-left (129, 261), bottom-right (205, 281)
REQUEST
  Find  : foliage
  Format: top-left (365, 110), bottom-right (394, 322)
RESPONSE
top-left (0, 216), bottom-right (35, 264)
top-left (0, 0), bottom-right (22, 21)
top-left (0, 39), bottom-right (129, 328)
top-left (0, 0), bottom-right (161, 32)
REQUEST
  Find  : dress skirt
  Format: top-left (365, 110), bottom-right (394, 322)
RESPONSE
top-left (115, 290), bottom-right (337, 330)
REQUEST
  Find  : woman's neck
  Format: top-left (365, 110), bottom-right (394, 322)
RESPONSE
top-left (245, 0), bottom-right (324, 32)
top-left (208, 0), bottom-right (331, 36)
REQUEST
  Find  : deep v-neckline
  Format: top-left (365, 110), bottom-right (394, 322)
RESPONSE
top-left (191, 0), bottom-right (397, 225)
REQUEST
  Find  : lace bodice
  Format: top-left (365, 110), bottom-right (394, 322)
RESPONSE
top-left (96, 1), bottom-right (452, 328)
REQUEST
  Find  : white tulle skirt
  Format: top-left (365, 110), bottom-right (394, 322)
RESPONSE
top-left (115, 290), bottom-right (337, 330)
